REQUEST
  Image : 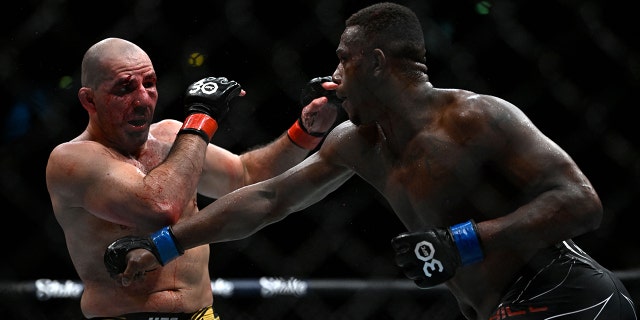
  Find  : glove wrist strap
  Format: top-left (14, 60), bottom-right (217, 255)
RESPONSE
top-left (180, 113), bottom-right (218, 142)
top-left (150, 226), bottom-right (185, 265)
top-left (287, 119), bottom-right (323, 150)
top-left (450, 220), bottom-right (484, 266)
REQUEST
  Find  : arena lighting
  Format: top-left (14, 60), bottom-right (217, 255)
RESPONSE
top-left (475, 1), bottom-right (492, 15)
top-left (58, 75), bottom-right (73, 89)
top-left (188, 52), bottom-right (205, 67)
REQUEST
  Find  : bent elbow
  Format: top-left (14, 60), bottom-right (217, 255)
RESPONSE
top-left (572, 184), bottom-right (603, 233)
top-left (147, 200), bottom-right (185, 225)
top-left (585, 191), bottom-right (603, 231)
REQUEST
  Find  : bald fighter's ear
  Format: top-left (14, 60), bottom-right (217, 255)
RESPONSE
top-left (78, 87), bottom-right (96, 112)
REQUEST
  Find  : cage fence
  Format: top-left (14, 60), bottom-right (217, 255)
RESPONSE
top-left (1, 0), bottom-right (639, 319)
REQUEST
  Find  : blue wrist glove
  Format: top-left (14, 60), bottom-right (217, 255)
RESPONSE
top-left (390, 220), bottom-right (484, 288)
top-left (103, 226), bottom-right (184, 278)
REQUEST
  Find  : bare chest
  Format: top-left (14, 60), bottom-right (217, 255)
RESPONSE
top-left (122, 140), bottom-right (172, 174)
top-left (363, 138), bottom-right (496, 229)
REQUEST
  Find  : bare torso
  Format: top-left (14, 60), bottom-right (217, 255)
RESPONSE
top-left (48, 120), bottom-right (213, 317)
top-left (327, 88), bottom-right (576, 319)
top-left (84, 84), bottom-right (593, 319)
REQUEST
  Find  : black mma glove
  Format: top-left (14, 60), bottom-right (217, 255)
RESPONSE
top-left (299, 76), bottom-right (342, 107)
top-left (104, 226), bottom-right (184, 278)
top-left (180, 76), bottom-right (242, 142)
top-left (288, 76), bottom-right (342, 150)
top-left (184, 76), bottom-right (241, 119)
top-left (390, 220), bottom-right (484, 288)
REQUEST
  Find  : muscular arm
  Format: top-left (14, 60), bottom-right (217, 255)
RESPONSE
top-left (197, 93), bottom-right (340, 199)
top-left (473, 96), bottom-right (602, 258)
top-left (196, 131), bottom-right (313, 199)
top-left (392, 95), bottom-right (603, 289)
top-left (47, 132), bottom-right (209, 228)
top-left (179, 149), bottom-right (355, 245)
top-left (111, 124), bottom-right (356, 283)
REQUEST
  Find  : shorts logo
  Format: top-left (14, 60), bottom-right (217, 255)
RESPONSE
top-left (414, 241), bottom-right (444, 277)
top-left (189, 78), bottom-right (219, 95)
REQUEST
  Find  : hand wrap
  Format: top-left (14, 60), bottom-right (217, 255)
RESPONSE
top-left (288, 76), bottom-right (341, 150)
top-left (287, 119), bottom-right (324, 150)
top-left (390, 220), bottom-right (484, 288)
top-left (181, 76), bottom-right (242, 142)
top-left (103, 226), bottom-right (184, 277)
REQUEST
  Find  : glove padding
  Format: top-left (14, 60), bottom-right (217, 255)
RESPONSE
top-left (103, 226), bottom-right (184, 278)
top-left (184, 76), bottom-right (242, 120)
top-left (104, 236), bottom-right (162, 278)
top-left (299, 76), bottom-right (342, 107)
top-left (391, 220), bottom-right (484, 288)
top-left (296, 76), bottom-right (341, 137)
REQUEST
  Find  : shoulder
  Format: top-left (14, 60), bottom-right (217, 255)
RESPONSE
top-left (320, 120), bottom-right (381, 163)
top-left (46, 140), bottom-right (111, 198)
top-left (47, 140), bottom-right (111, 178)
top-left (150, 119), bottom-right (182, 142)
top-left (48, 140), bottom-right (107, 165)
top-left (454, 91), bottom-right (527, 122)
top-left (440, 90), bottom-right (532, 138)
top-left (323, 120), bottom-right (359, 148)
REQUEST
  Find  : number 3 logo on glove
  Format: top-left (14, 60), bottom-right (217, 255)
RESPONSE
top-left (189, 77), bottom-right (220, 95)
top-left (415, 241), bottom-right (444, 277)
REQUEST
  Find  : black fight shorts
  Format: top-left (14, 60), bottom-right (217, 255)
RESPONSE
top-left (87, 305), bottom-right (219, 320)
top-left (489, 240), bottom-right (637, 319)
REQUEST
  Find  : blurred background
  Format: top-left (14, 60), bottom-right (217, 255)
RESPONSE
top-left (1, 0), bottom-right (638, 319)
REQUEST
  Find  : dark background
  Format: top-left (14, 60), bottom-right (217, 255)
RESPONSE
top-left (1, 0), bottom-right (639, 319)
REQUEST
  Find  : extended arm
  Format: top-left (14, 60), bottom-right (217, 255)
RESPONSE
top-left (105, 146), bottom-right (354, 284)
top-left (197, 78), bottom-right (342, 198)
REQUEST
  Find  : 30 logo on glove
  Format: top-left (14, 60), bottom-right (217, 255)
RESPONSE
top-left (391, 220), bottom-right (484, 288)
top-left (188, 78), bottom-right (221, 96)
top-left (181, 76), bottom-right (242, 142)
top-left (414, 241), bottom-right (445, 277)
top-left (184, 76), bottom-right (241, 119)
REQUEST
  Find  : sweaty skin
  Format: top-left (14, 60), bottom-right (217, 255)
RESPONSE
top-left (120, 26), bottom-right (601, 319)
top-left (117, 7), bottom-right (605, 320)
top-left (46, 37), bottom-right (337, 317)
